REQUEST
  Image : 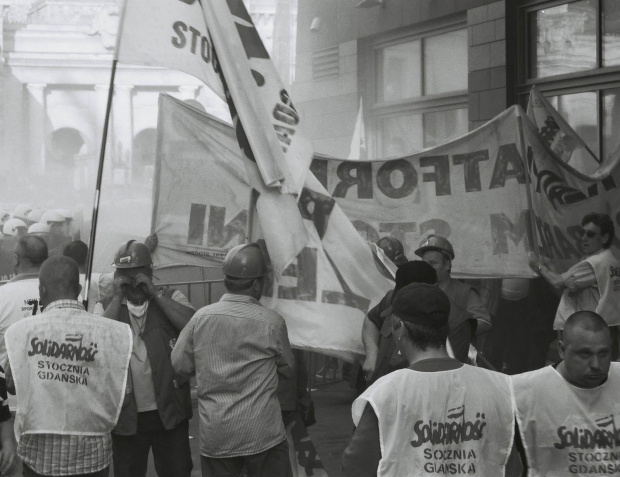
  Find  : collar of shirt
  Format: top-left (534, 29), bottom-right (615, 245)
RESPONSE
top-left (8, 273), bottom-right (39, 283)
top-left (219, 293), bottom-right (262, 306)
top-left (43, 299), bottom-right (85, 313)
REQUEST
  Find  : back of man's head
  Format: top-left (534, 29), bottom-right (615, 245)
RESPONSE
top-left (16, 235), bottom-right (48, 269)
top-left (63, 240), bottom-right (88, 268)
top-left (394, 261), bottom-right (437, 295)
top-left (39, 256), bottom-right (81, 306)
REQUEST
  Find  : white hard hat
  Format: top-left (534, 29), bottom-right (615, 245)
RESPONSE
top-left (13, 204), bottom-right (32, 221)
top-left (55, 208), bottom-right (73, 220)
top-left (3, 218), bottom-right (27, 236)
top-left (40, 210), bottom-right (66, 225)
top-left (28, 223), bottom-right (51, 235)
top-left (26, 208), bottom-right (45, 223)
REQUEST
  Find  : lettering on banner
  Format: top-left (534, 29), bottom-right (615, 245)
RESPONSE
top-left (171, 21), bottom-right (213, 64)
top-left (412, 405), bottom-right (483, 475)
top-left (29, 334), bottom-right (98, 387)
top-left (311, 143), bottom-right (529, 201)
top-left (187, 203), bottom-right (247, 248)
top-left (554, 414), bottom-right (620, 474)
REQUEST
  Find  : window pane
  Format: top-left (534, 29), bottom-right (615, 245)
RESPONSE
top-left (376, 40), bottom-right (421, 102)
top-left (423, 108), bottom-right (468, 148)
top-left (603, 88), bottom-right (620, 161)
top-left (528, 0), bottom-right (597, 79)
top-left (603, 0), bottom-right (620, 67)
top-left (380, 114), bottom-right (423, 157)
top-left (424, 30), bottom-right (468, 95)
top-left (549, 92), bottom-right (598, 173)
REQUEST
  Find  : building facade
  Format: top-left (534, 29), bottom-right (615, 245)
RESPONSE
top-left (293, 0), bottom-right (620, 171)
top-left (0, 0), bottom-right (295, 212)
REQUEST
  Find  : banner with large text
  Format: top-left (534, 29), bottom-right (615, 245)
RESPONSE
top-left (153, 95), bottom-right (393, 360)
top-left (6, 312), bottom-right (132, 436)
top-left (152, 96), bottom-right (620, 357)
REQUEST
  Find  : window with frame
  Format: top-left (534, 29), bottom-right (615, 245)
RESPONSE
top-left (519, 0), bottom-right (620, 170)
top-left (364, 23), bottom-right (469, 158)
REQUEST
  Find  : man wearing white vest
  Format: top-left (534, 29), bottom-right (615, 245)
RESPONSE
top-left (342, 283), bottom-right (515, 477)
top-left (6, 256), bottom-right (133, 477)
top-left (530, 213), bottom-right (620, 353)
top-left (512, 311), bottom-right (620, 477)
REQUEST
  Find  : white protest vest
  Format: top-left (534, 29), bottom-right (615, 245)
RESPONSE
top-left (512, 364), bottom-right (620, 477)
top-left (6, 309), bottom-right (132, 436)
top-left (353, 365), bottom-right (515, 477)
top-left (586, 248), bottom-right (620, 327)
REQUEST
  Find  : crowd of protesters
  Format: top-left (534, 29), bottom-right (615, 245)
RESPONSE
top-left (0, 202), bottom-right (618, 476)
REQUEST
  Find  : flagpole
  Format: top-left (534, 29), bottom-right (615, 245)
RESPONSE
top-left (83, 59), bottom-right (118, 310)
top-left (517, 108), bottom-right (541, 266)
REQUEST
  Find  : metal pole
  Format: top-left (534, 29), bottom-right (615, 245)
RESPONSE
top-left (83, 60), bottom-right (118, 310)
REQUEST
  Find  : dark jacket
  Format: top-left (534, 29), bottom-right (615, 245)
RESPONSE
top-left (102, 294), bottom-right (193, 435)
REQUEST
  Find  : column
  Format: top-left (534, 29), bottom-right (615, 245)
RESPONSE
top-left (112, 84), bottom-right (133, 184)
top-left (26, 83), bottom-right (47, 173)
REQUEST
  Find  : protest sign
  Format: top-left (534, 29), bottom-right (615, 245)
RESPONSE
top-left (6, 311), bottom-right (132, 436)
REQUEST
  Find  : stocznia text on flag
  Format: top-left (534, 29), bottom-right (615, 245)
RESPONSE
top-left (115, 0), bottom-right (225, 100)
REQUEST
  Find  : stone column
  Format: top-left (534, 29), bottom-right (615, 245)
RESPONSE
top-left (112, 84), bottom-right (133, 184)
top-left (26, 83), bottom-right (47, 173)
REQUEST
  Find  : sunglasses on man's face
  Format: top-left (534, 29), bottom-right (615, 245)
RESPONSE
top-left (581, 229), bottom-right (599, 239)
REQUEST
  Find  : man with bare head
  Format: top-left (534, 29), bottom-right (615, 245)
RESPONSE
top-left (0, 235), bottom-right (48, 366)
top-left (512, 311), bottom-right (619, 476)
top-left (6, 256), bottom-right (132, 477)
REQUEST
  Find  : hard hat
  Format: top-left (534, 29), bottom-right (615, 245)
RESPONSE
top-left (13, 204), bottom-right (32, 221)
top-left (0, 209), bottom-right (10, 224)
top-left (376, 236), bottom-right (407, 266)
top-left (28, 223), bottom-right (50, 235)
top-left (55, 208), bottom-right (73, 220)
top-left (40, 210), bottom-right (66, 226)
top-left (414, 235), bottom-right (455, 261)
top-left (222, 243), bottom-right (268, 279)
top-left (26, 208), bottom-right (45, 223)
top-left (113, 240), bottom-right (153, 269)
top-left (3, 218), bottom-right (27, 236)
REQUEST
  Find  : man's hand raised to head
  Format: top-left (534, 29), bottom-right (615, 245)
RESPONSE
top-left (134, 273), bottom-right (158, 299)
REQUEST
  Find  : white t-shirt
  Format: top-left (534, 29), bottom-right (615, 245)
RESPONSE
top-left (0, 275), bottom-right (41, 367)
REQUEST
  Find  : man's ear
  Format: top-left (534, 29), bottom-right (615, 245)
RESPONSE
top-left (38, 283), bottom-right (46, 304)
top-left (558, 340), bottom-right (566, 360)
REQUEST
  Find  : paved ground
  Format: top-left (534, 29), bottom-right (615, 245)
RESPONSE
top-left (116, 378), bottom-right (355, 477)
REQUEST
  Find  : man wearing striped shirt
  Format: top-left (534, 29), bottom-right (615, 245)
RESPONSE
top-left (172, 243), bottom-right (295, 477)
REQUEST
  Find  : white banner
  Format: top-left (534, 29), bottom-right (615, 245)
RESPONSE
top-left (116, 0), bottom-right (225, 99)
top-left (154, 95), bottom-right (393, 361)
top-left (153, 95), bottom-right (620, 358)
top-left (6, 312), bottom-right (132, 436)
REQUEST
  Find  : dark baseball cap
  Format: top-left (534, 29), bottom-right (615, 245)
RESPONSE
top-left (394, 261), bottom-right (437, 294)
top-left (392, 283), bottom-right (450, 328)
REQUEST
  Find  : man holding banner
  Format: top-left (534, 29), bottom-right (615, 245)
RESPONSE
top-left (531, 213), bottom-right (620, 353)
top-left (6, 256), bottom-right (133, 477)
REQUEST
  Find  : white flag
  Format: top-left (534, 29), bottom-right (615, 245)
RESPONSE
top-left (199, 0), bottom-right (313, 194)
top-left (348, 98), bottom-right (368, 160)
top-left (116, 0), bottom-right (225, 99)
top-left (526, 85), bottom-right (598, 168)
